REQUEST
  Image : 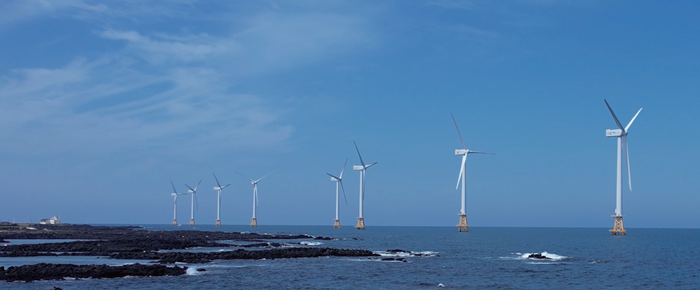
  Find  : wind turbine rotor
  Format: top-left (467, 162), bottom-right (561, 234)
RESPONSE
top-left (604, 99), bottom-right (625, 132)
top-left (353, 141), bottom-right (366, 167)
top-left (339, 158), bottom-right (348, 179)
top-left (451, 113), bottom-right (468, 149)
top-left (255, 171), bottom-right (274, 183)
top-left (625, 108), bottom-right (643, 132)
top-left (170, 180), bottom-right (179, 194)
top-left (340, 179), bottom-right (348, 206)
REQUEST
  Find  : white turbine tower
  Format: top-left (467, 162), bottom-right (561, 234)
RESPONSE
top-left (212, 173), bottom-right (231, 227)
top-left (451, 113), bottom-right (493, 232)
top-left (185, 180), bottom-right (201, 226)
top-left (352, 141), bottom-right (377, 230)
top-left (235, 171), bottom-right (273, 227)
top-left (604, 99), bottom-right (642, 235)
top-left (170, 180), bottom-right (186, 226)
top-left (327, 158), bottom-right (348, 229)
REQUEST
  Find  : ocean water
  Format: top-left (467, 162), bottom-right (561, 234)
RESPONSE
top-left (3, 226), bottom-right (699, 289)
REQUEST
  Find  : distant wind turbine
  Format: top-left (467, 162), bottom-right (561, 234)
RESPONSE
top-left (170, 180), bottom-right (187, 226)
top-left (212, 173), bottom-right (231, 227)
top-left (185, 180), bottom-right (201, 226)
top-left (352, 141), bottom-right (377, 230)
top-left (327, 158), bottom-right (348, 228)
top-left (604, 99), bottom-right (642, 235)
top-left (235, 171), bottom-right (273, 227)
top-left (451, 113), bottom-right (493, 232)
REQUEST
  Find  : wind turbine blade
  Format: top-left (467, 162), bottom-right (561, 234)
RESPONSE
top-left (327, 173), bottom-right (340, 179)
top-left (194, 180), bottom-right (202, 191)
top-left (469, 151), bottom-right (495, 155)
top-left (222, 184), bottom-right (231, 189)
top-left (234, 171), bottom-right (254, 182)
top-left (451, 113), bottom-right (468, 149)
top-left (339, 158), bottom-right (348, 179)
top-left (256, 171), bottom-right (274, 183)
top-left (362, 170), bottom-right (367, 201)
top-left (604, 99), bottom-right (625, 131)
top-left (365, 162), bottom-right (378, 169)
top-left (194, 193), bottom-right (199, 211)
top-left (624, 136), bottom-right (632, 191)
top-left (185, 184), bottom-right (195, 191)
top-left (170, 180), bottom-right (178, 194)
top-left (625, 108), bottom-right (643, 132)
top-left (456, 155), bottom-right (466, 190)
top-left (340, 180), bottom-right (348, 206)
top-left (353, 140), bottom-right (366, 167)
top-left (213, 172), bottom-right (222, 188)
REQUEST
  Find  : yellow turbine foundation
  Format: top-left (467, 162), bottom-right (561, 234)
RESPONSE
top-left (356, 218), bottom-right (365, 230)
top-left (334, 219), bottom-right (341, 229)
top-left (609, 216), bottom-right (626, 235)
top-left (457, 214), bottom-right (469, 232)
top-left (251, 218), bottom-right (258, 227)
top-left (172, 219), bottom-right (177, 226)
top-left (189, 219), bottom-right (195, 226)
top-left (216, 220), bottom-right (221, 227)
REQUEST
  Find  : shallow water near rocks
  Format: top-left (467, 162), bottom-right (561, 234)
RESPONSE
top-left (4, 226), bottom-right (699, 289)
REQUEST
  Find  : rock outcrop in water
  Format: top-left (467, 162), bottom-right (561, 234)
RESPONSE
top-left (0, 263), bottom-right (187, 282)
top-left (112, 247), bottom-right (378, 264)
top-left (527, 253), bottom-right (551, 260)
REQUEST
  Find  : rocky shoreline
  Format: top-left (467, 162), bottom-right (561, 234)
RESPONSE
top-left (0, 263), bottom-right (187, 282)
top-left (0, 224), bottom-right (377, 282)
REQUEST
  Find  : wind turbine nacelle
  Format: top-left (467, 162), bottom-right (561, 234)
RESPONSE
top-left (455, 149), bottom-right (468, 155)
top-left (330, 177), bottom-right (339, 181)
top-left (188, 190), bottom-right (195, 193)
top-left (606, 129), bottom-right (623, 137)
top-left (213, 187), bottom-right (221, 190)
top-left (353, 165), bottom-right (364, 171)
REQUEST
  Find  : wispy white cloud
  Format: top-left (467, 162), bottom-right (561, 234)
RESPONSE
top-left (0, 2), bottom-right (374, 158)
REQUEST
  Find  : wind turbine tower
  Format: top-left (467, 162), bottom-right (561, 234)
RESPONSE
top-left (604, 99), bottom-right (642, 235)
top-left (352, 141), bottom-right (377, 230)
top-left (169, 180), bottom-right (186, 225)
top-left (451, 113), bottom-right (493, 232)
top-left (212, 173), bottom-right (231, 227)
top-left (236, 171), bottom-right (273, 227)
top-left (327, 159), bottom-right (348, 228)
top-left (185, 180), bottom-right (201, 226)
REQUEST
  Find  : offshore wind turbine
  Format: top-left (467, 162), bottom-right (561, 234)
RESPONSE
top-left (327, 159), bottom-right (348, 228)
top-left (169, 180), bottom-right (187, 225)
top-left (352, 141), bottom-right (377, 230)
top-left (604, 99), bottom-right (642, 235)
top-left (451, 113), bottom-right (493, 232)
top-left (185, 180), bottom-right (201, 226)
top-left (212, 173), bottom-right (231, 227)
top-left (235, 171), bottom-right (273, 227)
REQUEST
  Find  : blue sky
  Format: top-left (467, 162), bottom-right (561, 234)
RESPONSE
top-left (1, 0), bottom-right (698, 228)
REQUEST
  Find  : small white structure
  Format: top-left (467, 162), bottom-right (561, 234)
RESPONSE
top-left (40, 216), bottom-right (61, 225)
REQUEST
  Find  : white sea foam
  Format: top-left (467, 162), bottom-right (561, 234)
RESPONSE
top-left (186, 267), bottom-right (202, 275)
top-left (516, 251), bottom-right (568, 261)
top-left (299, 241), bottom-right (323, 246)
top-left (373, 250), bottom-right (438, 258)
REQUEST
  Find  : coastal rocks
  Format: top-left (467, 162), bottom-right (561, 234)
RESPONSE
top-left (527, 253), bottom-right (551, 260)
top-left (377, 249), bottom-right (438, 258)
top-left (112, 247), bottom-right (379, 264)
top-left (0, 263), bottom-right (187, 282)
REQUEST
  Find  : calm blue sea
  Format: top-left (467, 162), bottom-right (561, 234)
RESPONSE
top-left (2, 225), bottom-right (699, 289)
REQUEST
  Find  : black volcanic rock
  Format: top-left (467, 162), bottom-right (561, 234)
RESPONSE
top-left (0, 263), bottom-right (186, 282)
top-left (527, 253), bottom-right (551, 260)
top-left (111, 247), bottom-right (378, 264)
